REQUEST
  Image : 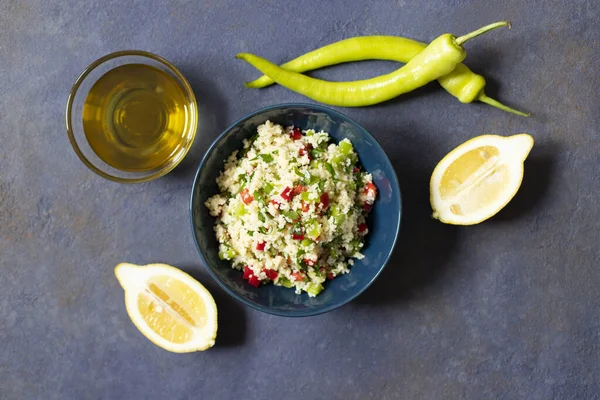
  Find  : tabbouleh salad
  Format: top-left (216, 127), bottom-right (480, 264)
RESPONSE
top-left (205, 121), bottom-right (377, 296)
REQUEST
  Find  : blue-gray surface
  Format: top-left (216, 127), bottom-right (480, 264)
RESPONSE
top-left (1, 0), bottom-right (599, 399)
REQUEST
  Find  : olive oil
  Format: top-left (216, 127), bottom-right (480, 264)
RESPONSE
top-left (82, 64), bottom-right (193, 171)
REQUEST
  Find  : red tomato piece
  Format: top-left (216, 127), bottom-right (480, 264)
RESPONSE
top-left (358, 223), bottom-right (368, 233)
top-left (299, 143), bottom-right (313, 158)
top-left (292, 232), bottom-right (304, 241)
top-left (269, 199), bottom-right (281, 209)
top-left (320, 192), bottom-right (330, 209)
top-left (256, 241), bottom-right (266, 251)
top-left (290, 127), bottom-right (302, 140)
top-left (301, 201), bottom-right (310, 212)
top-left (353, 167), bottom-right (360, 174)
top-left (363, 203), bottom-right (373, 212)
top-left (292, 185), bottom-right (306, 196)
top-left (240, 188), bottom-right (254, 205)
top-left (327, 273), bottom-right (335, 280)
top-left (243, 266), bottom-right (253, 280)
top-left (365, 182), bottom-right (377, 197)
top-left (262, 268), bottom-right (278, 280)
top-left (248, 275), bottom-right (261, 287)
top-left (281, 187), bottom-right (293, 201)
top-left (292, 271), bottom-right (305, 281)
top-left (303, 259), bottom-right (316, 267)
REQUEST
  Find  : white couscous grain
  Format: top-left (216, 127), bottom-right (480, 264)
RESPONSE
top-left (205, 121), bottom-right (377, 296)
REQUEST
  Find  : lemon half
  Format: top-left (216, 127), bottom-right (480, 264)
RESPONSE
top-left (115, 263), bottom-right (218, 353)
top-left (430, 134), bottom-right (534, 225)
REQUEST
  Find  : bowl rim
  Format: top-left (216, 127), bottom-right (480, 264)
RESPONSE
top-left (65, 49), bottom-right (198, 183)
top-left (189, 103), bottom-right (402, 317)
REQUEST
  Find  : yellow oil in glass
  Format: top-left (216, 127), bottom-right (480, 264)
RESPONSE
top-left (82, 64), bottom-right (192, 171)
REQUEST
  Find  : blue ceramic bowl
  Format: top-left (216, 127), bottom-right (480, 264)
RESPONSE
top-left (190, 104), bottom-right (401, 317)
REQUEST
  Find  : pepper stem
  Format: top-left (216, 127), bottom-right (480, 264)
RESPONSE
top-left (455, 21), bottom-right (511, 45)
top-left (479, 93), bottom-right (531, 117)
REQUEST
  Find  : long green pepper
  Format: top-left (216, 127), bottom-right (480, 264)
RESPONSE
top-left (238, 22), bottom-right (527, 114)
top-left (247, 36), bottom-right (528, 116)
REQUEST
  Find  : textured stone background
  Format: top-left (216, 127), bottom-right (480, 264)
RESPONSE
top-left (1, 1), bottom-right (599, 399)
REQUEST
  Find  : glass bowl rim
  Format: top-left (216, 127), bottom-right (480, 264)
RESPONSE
top-left (65, 49), bottom-right (198, 183)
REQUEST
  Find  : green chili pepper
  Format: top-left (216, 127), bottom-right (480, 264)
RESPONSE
top-left (293, 166), bottom-right (304, 177)
top-left (253, 190), bottom-right (265, 204)
top-left (237, 22), bottom-right (509, 107)
top-left (278, 277), bottom-right (294, 288)
top-left (331, 143), bottom-right (351, 165)
top-left (301, 238), bottom-right (313, 247)
top-left (306, 283), bottom-right (324, 296)
top-left (332, 155), bottom-right (345, 165)
top-left (232, 202), bottom-right (247, 218)
top-left (258, 212), bottom-right (266, 222)
top-left (244, 26), bottom-right (528, 116)
top-left (331, 205), bottom-right (346, 226)
top-left (300, 191), bottom-right (318, 202)
top-left (263, 183), bottom-right (274, 194)
top-left (338, 139), bottom-right (353, 155)
top-left (306, 221), bottom-right (321, 239)
top-left (218, 248), bottom-right (237, 260)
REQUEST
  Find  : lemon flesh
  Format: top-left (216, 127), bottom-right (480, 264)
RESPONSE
top-left (430, 134), bottom-right (534, 225)
top-left (115, 263), bottom-right (218, 353)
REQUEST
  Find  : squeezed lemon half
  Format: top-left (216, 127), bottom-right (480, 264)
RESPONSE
top-left (430, 134), bottom-right (534, 225)
top-left (115, 263), bottom-right (218, 353)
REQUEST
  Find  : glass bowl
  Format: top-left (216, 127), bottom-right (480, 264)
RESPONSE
top-left (65, 50), bottom-right (198, 183)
